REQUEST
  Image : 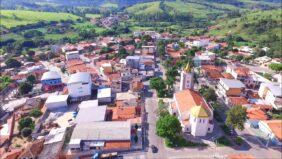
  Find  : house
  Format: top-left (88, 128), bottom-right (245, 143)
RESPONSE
top-left (116, 92), bottom-right (139, 107)
top-left (169, 89), bottom-right (214, 136)
top-left (0, 114), bottom-right (15, 146)
top-left (69, 121), bottom-right (131, 151)
top-left (217, 78), bottom-right (245, 98)
top-left (1, 148), bottom-right (23, 159)
top-left (66, 51), bottom-right (80, 61)
top-left (38, 127), bottom-right (66, 159)
top-left (45, 95), bottom-right (69, 110)
top-left (126, 56), bottom-right (140, 69)
top-left (258, 82), bottom-right (282, 110)
top-left (21, 97), bottom-right (42, 111)
top-left (41, 71), bottom-right (63, 91)
top-left (100, 63), bottom-right (113, 75)
top-left (111, 106), bottom-right (137, 121)
top-left (246, 107), bottom-right (268, 128)
top-left (227, 97), bottom-right (249, 107)
top-left (193, 51), bottom-right (216, 67)
top-left (67, 72), bottom-right (92, 101)
top-left (18, 139), bottom-right (45, 159)
top-left (141, 46), bottom-right (156, 55)
top-left (192, 39), bottom-right (209, 47)
top-left (254, 56), bottom-right (272, 67)
top-left (258, 120), bottom-right (282, 146)
top-left (75, 100), bottom-right (107, 123)
top-left (97, 88), bottom-right (112, 104)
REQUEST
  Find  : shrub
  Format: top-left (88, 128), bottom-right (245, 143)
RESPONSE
top-left (216, 136), bottom-right (233, 146)
top-left (18, 117), bottom-right (35, 131)
top-left (29, 108), bottom-right (42, 118)
top-left (234, 137), bottom-right (244, 145)
top-left (220, 124), bottom-right (231, 136)
top-left (21, 127), bottom-right (32, 137)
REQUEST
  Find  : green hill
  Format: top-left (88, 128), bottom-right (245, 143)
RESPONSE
top-left (125, 0), bottom-right (280, 21)
top-left (0, 10), bottom-right (81, 28)
top-left (208, 9), bottom-right (282, 57)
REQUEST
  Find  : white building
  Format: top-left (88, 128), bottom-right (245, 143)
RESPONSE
top-left (193, 51), bottom-right (216, 67)
top-left (258, 82), bottom-right (282, 110)
top-left (65, 51), bottom-right (80, 61)
top-left (217, 78), bottom-right (245, 98)
top-left (180, 63), bottom-right (194, 90)
top-left (45, 94), bottom-right (69, 110)
top-left (169, 89), bottom-right (213, 136)
top-left (75, 100), bottom-right (106, 123)
top-left (97, 88), bottom-right (112, 104)
top-left (67, 72), bottom-right (92, 101)
top-left (192, 39), bottom-right (209, 47)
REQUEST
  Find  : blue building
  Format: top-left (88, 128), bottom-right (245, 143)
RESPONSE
top-left (41, 71), bottom-right (63, 91)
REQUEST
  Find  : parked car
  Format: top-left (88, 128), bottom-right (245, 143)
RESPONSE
top-left (150, 145), bottom-right (158, 153)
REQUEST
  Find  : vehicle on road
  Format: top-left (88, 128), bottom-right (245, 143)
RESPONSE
top-left (151, 145), bottom-right (158, 153)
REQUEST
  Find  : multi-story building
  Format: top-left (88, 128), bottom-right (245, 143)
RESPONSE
top-left (41, 71), bottom-right (63, 91)
top-left (217, 78), bottom-right (245, 98)
top-left (67, 72), bottom-right (92, 101)
top-left (258, 82), bottom-right (282, 110)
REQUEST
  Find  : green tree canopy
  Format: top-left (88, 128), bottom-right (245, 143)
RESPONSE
top-left (29, 108), bottom-right (42, 118)
top-left (5, 58), bottom-right (21, 68)
top-left (18, 117), bottom-right (35, 131)
top-left (19, 82), bottom-right (33, 95)
top-left (226, 106), bottom-right (247, 131)
top-left (26, 74), bottom-right (36, 85)
top-left (21, 127), bottom-right (32, 137)
top-left (269, 63), bottom-right (282, 72)
top-left (156, 114), bottom-right (182, 139)
top-left (150, 77), bottom-right (166, 90)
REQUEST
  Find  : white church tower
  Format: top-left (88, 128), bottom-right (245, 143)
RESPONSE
top-left (180, 63), bottom-right (194, 90)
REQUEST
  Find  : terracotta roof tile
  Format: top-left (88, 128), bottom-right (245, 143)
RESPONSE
top-left (222, 73), bottom-right (234, 79)
top-left (228, 154), bottom-right (255, 159)
top-left (228, 97), bottom-right (249, 106)
top-left (112, 107), bottom-right (136, 120)
top-left (104, 141), bottom-right (131, 150)
top-left (174, 89), bottom-right (211, 117)
top-left (263, 120), bottom-right (282, 141)
top-left (18, 139), bottom-right (44, 158)
top-left (247, 108), bottom-right (268, 120)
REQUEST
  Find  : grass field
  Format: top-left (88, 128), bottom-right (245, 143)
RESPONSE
top-left (0, 10), bottom-right (81, 28)
top-left (101, 2), bottom-right (118, 8)
top-left (207, 9), bottom-right (282, 41)
top-left (126, 1), bottom-right (163, 15)
top-left (85, 14), bottom-right (101, 19)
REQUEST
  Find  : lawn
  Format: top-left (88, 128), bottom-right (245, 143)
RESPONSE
top-left (0, 10), bottom-right (81, 28)
top-left (165, 136), bottom-right (208, 148)
top-left (101, 2), bottom-right (118, 8)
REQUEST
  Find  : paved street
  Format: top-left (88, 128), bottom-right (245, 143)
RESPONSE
top-left (122, 73), bottom-right (282, 159)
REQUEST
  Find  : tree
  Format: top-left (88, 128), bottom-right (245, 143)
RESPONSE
top-left (19, 82), bottom-right (33, 95)
top-left (226, 106), bottom-right (247, 131)
top-left (5, 58), bottom-right (21, 68)
top-left (26, 75), bottom-right (36, 85)
top-left (156, 114), bottom-right (181, 139)
top-left (117, 47), bottom-right (128, 58)
top-left (18, 117), bottom-right (34, 131)
top-left (150, 77), bottom-right (166, 90)
top-left (201, 87), bottom-right (217, 102)
top-left (29, 108), bottom-right (42, 118)
top-left (21, 127), bottom-right (32, 137)
top-left (269, 63), bottom-right (282, 72)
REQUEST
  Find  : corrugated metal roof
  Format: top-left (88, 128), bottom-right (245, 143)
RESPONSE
top-left (68, 72), bottom-right (91, 84)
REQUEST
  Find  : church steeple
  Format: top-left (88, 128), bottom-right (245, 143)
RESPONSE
top-left (183, 62), bottom-right (191, 73)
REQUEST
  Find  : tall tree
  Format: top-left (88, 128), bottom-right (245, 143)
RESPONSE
top-left (156, 114), bottom-right (181, 139)
top-left (226, 106), bottom-right (247, 131)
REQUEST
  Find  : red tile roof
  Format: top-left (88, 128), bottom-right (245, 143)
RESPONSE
top-left (18, 139), bottom-right (44, 158)
top-left (174, 89), bottom-right (211, 117)
top-left (247, 108), bottom-right (268, 120)
top-left (228, 154), bottom-right (255, 159)
top-left (221, 73), bottom-right (234, 79)
top-left (228, 97), bottom-right (249, 106)
top-left (112, 106), bottom-right (136, 120)
top-left (263, 120), bottom-right (282, 141)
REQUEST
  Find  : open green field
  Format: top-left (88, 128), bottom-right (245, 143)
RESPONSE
top-left (101, 2), bottom-right (118, 8)
top-left (126, 1), bottom-right (163, 15)
top-left (85, 14), bottom-right (101, 19)
top-left (207, 9), bottom-right (282, 41)
top-left (0, 10), bottom-right (81, 28)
